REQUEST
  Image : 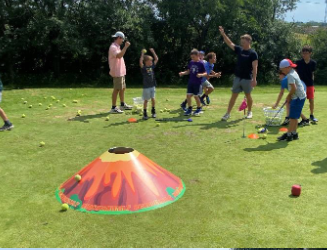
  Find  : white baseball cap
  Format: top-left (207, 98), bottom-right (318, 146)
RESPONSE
top-left (279, 59), bottom-right (297, 69)
top-left (112, 31), bottom-right (125, 39)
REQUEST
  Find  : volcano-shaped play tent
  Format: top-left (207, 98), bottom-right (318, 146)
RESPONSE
top-left (56, 147), bottom-right (186, 214)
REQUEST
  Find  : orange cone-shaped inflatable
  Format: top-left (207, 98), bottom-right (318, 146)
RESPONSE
top-left (56, 147), bottom-right (185, 214)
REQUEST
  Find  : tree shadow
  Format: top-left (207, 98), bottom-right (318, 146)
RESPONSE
top-left (103, 118), bottom-right (149, 128)
top-left (311, 158), bottom-right (327, 174)
top-left (68, 112), bottom-right (110, 123)
top-left (244, 141), bottom-right (289, 152)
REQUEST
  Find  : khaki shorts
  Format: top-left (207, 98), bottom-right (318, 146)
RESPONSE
top-left (113, 76), bottom-right (126, 90)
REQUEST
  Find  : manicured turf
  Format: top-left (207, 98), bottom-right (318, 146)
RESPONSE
top-left (1, 87), bottom-right (327, 247)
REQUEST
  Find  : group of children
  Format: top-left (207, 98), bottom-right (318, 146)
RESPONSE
top-left (139, 48), bottom-right (220, 119)
top-left (138, 44), bottom-right (317, 142)
top-left (274, 45), bottom-right (317, 141)
top-left (0, 43), bottom-right (318, 142)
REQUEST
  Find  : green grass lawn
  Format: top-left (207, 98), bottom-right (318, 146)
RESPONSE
top-left (1, 86), bottom-right (327, 248)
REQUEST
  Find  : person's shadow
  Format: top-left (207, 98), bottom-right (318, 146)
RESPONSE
top-left (244, 140), bottom-right (289, 152)
top-left (173, 118), bottom-right (244, 130)
top-left (311, 158), bottom-right (327, 174)
top-left (68, 112), bottom-right (109, 123)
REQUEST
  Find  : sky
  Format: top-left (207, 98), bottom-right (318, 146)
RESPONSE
top-left (284, 0), bottom-right (326, 22)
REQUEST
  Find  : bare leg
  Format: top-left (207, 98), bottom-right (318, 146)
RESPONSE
top-left (205, 88), bottom-right (214, 96)
top-left (119, 88), bottom-right (125, 104)
top-left (0, 107), bottom-right (8, 121)
top-left (187, 95), bottom-right (192, 107)
top-left (112, 89), bottom-right (120, 106)
top-left (245, 93), bottom-right (253, 112)
top-left (309, 99), bottom-right (314, 115)
top-left (143, 100), bottom-right (148, 110)
top-left (227, 93), bottom-right (239, 114)
top-left (194, 95), bottom-right (201, 108)
top-left (289, 119), bottom-right (298, 133)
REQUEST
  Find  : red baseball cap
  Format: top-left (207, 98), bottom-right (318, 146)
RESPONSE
top-left (279, 59), bottom-right (297, 69)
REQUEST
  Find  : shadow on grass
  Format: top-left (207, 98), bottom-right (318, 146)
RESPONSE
top-left (68, 112), bottom-right (109, 123)
top-left (288, 194), bottom-right (300, 199)
top-left (103, 118), bottom-right (149, 128)
top-left (244, 141), bottom-right (289, 152)
top-left (173, 118), bottom-right (244, 130)
top-left (311, 158), bottom-right (327, 174)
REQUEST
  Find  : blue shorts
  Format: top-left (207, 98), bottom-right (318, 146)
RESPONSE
top-left (289, 98), bottom-right (305, 119)
top-left (187, 82), bottom-right (202, 96)
top-left (142, 87), bottom-right (155, 101)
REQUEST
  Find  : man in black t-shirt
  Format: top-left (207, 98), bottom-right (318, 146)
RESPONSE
top-left (296, 45), bottom-right (318, 124)
top-left (219, 26), bottom-right (258, 121)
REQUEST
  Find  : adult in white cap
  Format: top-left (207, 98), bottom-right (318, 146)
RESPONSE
top-left (277, 59), bottom-right (306, 141)
top-left (108, 31), bottom-right (132, 113)
top-left (219, 26), bottom-right (258, 121)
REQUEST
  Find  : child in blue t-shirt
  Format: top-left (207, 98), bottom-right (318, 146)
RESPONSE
top-left (179, 49), bottom-right (207, 116)
top-left (0, 76), bottom-right (14, 131)
top-left (199, 52), bottom-right (222, 106)
top-left (273, 71), bottom-right (308, 126)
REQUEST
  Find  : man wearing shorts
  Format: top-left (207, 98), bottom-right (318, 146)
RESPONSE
top-left (219, 26), bottom-right (258, 121)
top-left (108, 31), bottom-right (132, 114)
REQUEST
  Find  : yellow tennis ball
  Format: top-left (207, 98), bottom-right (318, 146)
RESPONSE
top-left (61, 203), bottom-right (69, 211)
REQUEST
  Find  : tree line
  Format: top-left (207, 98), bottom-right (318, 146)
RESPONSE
top-left (0, 0), bottom-right (326, 87)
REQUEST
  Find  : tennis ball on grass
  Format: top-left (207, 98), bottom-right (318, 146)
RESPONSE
top-left (39, 141), bottom-right (45, 147)
top-left (29, 105), bottom-right (33, 108)
top-left (21, 98), bottom-right (24, 101)
top-left (62, 104), bottom-right (67, 107)
top-left (261, 134), bottom-right (267, 139)
top-left (105, 117), bottom-right (110, 121)
top-left (51, 96), bottom-right (56, 100)
top-left (23, 101), bottom-right (27, 104)
top-left (61, 203), bottom-right (69, 211)
top-left (156, 123), bottom-right (160, 127)
top-left (56, 100), bottom-right (60, 103)
top-left (22, 114), bottom-right (26, 118)
top-left (75, 174), bottom-right (82, 182)
top-left (73, 100), bottom-right (78, 103)
top-left (160, 110), bottom-right (163, 113)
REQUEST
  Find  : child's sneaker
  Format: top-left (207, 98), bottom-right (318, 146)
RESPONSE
top-left (120, 103), bottom-right (133, 110)
top-left (184, 108), bottom-right (192, 116)
top-left (281, 117), bottom-right (290, 126)
top-left (180, 103), bottom-right (187, 112)
top-left (278, 133), bottom-right (293, 141)
top-left (0, 124), bottom-right (14, 132)
top-left (292, 132), bottom-right (299, 140)
top-left (298, 119), bottom-right (310, 126)
top-left (246, 111), bottom-right (253, 119)
top-left (221, 113), bottom-right (230, 121)
top-left (310, 115), bottom-right (318, 123)
top-left (193, 108), bottom-right (202, 116)
top-left (151, 110), bottom-right (156, 118)
top-left (206, 96), bottom-right (210, 105)
top-left (200, 97), bottom-right (206, 106)
top-left (143, 112), bottom-right (148, 120)
top-left (109, 107), bottom-right (124, 114)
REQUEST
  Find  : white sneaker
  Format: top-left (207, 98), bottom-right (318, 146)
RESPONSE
top-left (221, 113), bottom-right (230, 121)
top-left (120, 103), bottom-right (133, 110)
top-left (246, 111), bottom-right (253, 119)
top-left (109, 107), bottom-right (124, 114)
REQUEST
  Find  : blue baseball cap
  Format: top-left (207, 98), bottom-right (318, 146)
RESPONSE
top-left (199, 51), bottom-right (205, 55)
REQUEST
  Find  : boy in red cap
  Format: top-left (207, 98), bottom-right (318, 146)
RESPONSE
top-left (278, 59), bottom-right (306, 141)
